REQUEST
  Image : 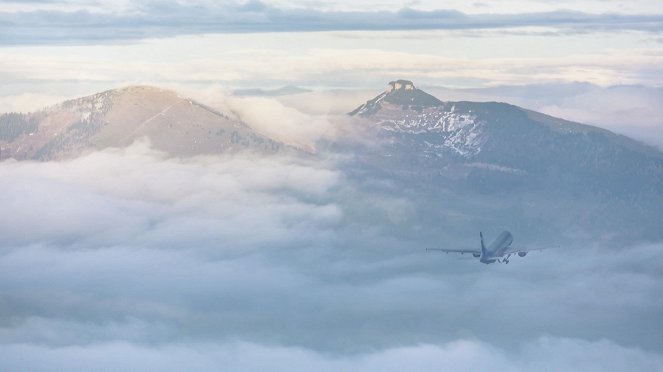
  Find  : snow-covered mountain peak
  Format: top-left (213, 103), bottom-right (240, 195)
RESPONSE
top-left (349, 81), bottom-right (485, 157)
top-left (374, 104), bottom-right (486, 157)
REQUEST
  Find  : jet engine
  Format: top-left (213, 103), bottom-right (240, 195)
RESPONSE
top-left (473, 253), bottom-right (480, 258)
top-left (518, 252), bottom-right (527, 257)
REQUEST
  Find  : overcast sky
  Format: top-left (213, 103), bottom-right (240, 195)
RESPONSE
top-left (1, 0), bottom-right (661, 88)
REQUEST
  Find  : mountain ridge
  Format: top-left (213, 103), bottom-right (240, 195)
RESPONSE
top-left (1, 81), bottom-right (662, 242)
top-left (339, 80), bottom-right (663, 243)
top-left (0, 85), bottom-right (284, 160)
top-left (350, 81), bottom-right (661, 161)
top-left (2, 82), bottom-right (661, 165)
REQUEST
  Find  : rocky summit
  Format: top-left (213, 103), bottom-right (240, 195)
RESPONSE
top-left (349, 80), bottom-right (443, 116)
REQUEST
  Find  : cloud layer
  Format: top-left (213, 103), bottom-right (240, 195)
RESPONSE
top-left (1, 142), bottom-right (662, 370)
top-left (1, 1), bottom-right (662, 45)
top-left (1, 338), bottom-right (661, 372)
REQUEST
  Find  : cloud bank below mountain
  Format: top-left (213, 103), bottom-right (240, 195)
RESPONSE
top-left (1, 141), bottom-right (662, 370)
top-left (1, 338), bottom-right (661, 372)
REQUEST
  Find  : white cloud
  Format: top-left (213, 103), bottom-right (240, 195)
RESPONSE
top-left (2, 0), bottom-right (662, 47)
top-left (5, 0), bottom-right (663, 14)
top-left (265, 0), bottom-right (663, 14)
top-left (223, 96), bottom-right (333, 151)
top-left (0, 338), bottom-right (661, 372)
top-left (1, 31), bottom-right (661, 91)
top-left (537, 86), bottom-right (663, 149)
top-left (0, 92), bottom-right (69, 113)
top-left (0, 141), bottom-right (341, 247)
top-left (0, 140), bottom-right (662, 370)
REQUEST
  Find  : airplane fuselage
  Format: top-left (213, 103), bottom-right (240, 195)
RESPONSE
top-left (480, 231), bottom-right (514, 264)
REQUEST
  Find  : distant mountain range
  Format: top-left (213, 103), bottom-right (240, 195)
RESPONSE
top-left (233, 85), bottom-right (312, 97)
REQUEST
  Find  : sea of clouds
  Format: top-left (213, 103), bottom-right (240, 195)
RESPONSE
top-left (1, 141), bottom-right (662, 371)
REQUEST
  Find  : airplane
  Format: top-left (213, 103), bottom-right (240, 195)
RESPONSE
top-left (427, 231), bottom-right (544, 264)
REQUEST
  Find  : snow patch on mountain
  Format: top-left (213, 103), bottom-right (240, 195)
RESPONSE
top-left (350, 81), bottom-right (488, 157)
top-left (376, 105), bottom-right (486, 157)
top-left (51, 89), bottom-right (117, 125)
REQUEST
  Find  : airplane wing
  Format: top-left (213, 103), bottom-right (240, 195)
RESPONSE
top-left (426, 248), bottom-right (481, 255)
top-left (504, 245), bottom-right (557, 255)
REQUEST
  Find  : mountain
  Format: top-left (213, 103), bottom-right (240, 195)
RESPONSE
top-left (346, 80), bottom-right (663, 242)
top-left (0, 86), bottom-right (283, 160)
top-left (349, 80), bottom-right (443, 116)
top-left (2, 81), bottom-right (662, 243)
top-left (349, 80), bottom-right (662, 184)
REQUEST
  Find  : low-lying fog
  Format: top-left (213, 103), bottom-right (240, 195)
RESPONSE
top-left (1, 142), bottom-right (661, 371)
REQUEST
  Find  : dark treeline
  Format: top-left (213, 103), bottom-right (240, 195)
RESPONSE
top-left (0, 113), bottom-right (38, 142)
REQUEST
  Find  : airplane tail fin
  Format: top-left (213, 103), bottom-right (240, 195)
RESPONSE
top-left (480, 232), bottom-right (487, 256)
